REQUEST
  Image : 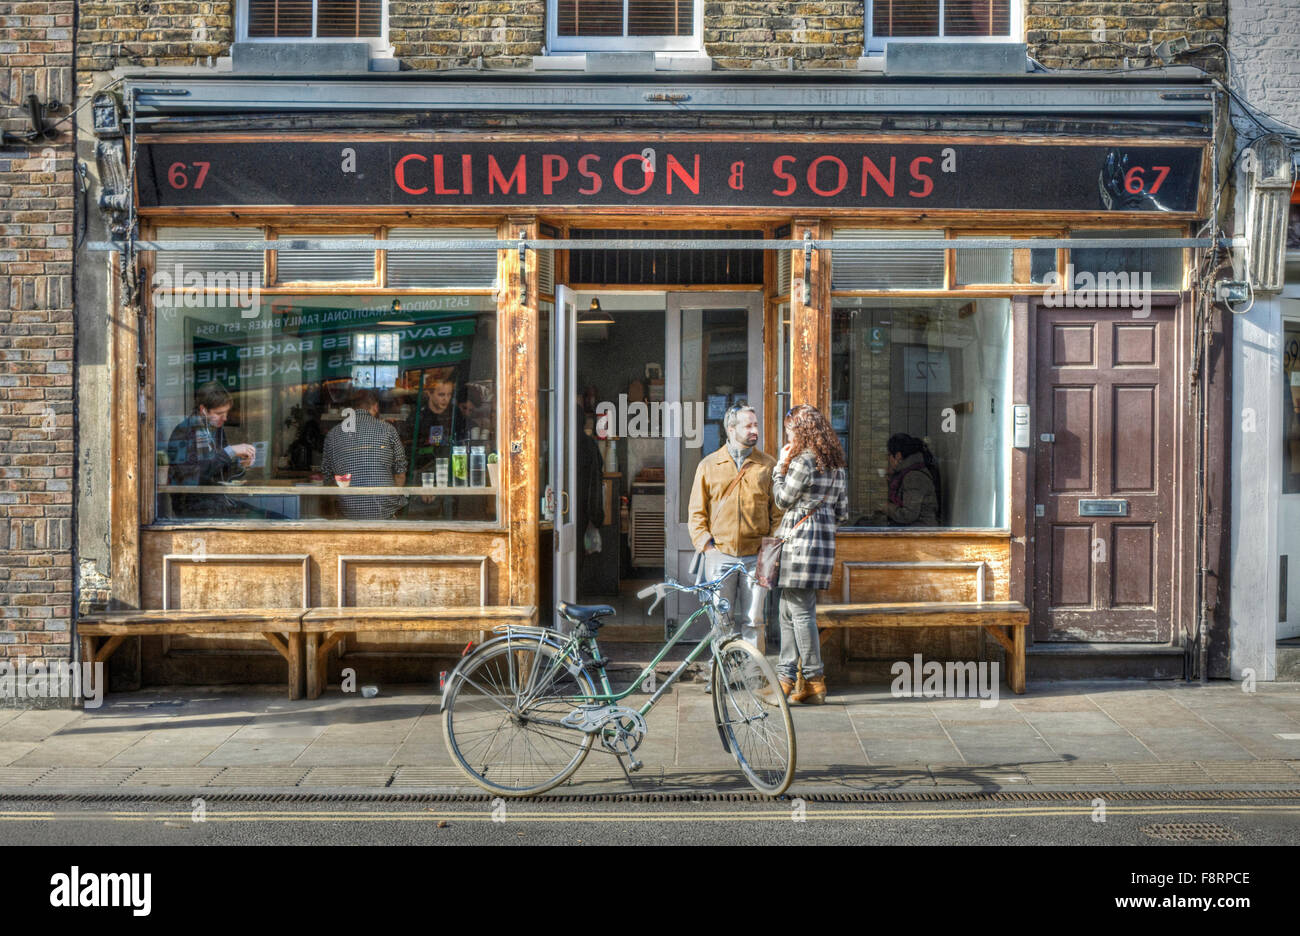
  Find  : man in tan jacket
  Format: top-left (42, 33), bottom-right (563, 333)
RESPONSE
top-left (688, 403), bottom-right (782, 650)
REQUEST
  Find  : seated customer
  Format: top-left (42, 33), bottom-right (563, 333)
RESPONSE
top-left (166, 381), bottom-right (256, 518)
top-left (322, 389), bottom-right (408, 520)
top-left (885, 433), bottom-right (941, 526)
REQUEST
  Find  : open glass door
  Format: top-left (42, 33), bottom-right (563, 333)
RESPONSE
top-left (552, 285), bottom-right (579, 626)
top-left (663, 291), bottom-right (765, 633)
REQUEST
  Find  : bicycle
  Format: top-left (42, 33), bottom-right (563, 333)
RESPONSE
top-left (440, 561), bottom-right (796, 797)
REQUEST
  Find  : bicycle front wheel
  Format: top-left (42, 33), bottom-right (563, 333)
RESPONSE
top-left (443, 636), bottom-right (596, 797)
top-left (712, 639), bottom-right (796, 796)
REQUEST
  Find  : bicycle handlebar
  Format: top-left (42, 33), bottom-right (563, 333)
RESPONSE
top-left (637, 559), bottom-right (758, 616)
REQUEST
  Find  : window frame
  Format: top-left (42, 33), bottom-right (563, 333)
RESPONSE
top-left (143, 218), bottom-right (505, 532)
top-left (237, 0), bottom-right (391, 53)
top-left (864, 0), bottom-right (1023, 54)
top-left (546, 0), bottom-right (704, 53)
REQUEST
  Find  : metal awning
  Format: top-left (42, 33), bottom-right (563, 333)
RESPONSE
top-left (120, 73), bottom-right (1216, 118)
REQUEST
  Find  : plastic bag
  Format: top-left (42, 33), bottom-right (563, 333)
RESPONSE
top-left (583, 524), bottom-right (603, 555)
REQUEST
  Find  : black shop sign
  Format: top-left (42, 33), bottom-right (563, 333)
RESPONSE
top-left (137, 139), bottom-right (1204, 213)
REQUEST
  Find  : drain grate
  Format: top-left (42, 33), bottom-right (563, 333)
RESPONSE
top-left (0, 788), bottom-right (1297, 805)
top-left (1141, 822), bottom-right (1242, 842)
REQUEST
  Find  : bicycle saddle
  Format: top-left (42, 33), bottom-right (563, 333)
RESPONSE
top-left (557, 602), bottom-right (615, 627)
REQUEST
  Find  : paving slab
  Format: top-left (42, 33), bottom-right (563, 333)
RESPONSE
top-left (0, 767), bottom-right (49, 786)
top-left (0, 741), bottom-right (38, 766)
top-left (200, 741), bottom-right (312, 767)
top-left (863, 739), bottom-right (964, 764)
top-left (1029, 735), bottom-right (1155, 762)
top-left (300, 767), bottom-right (395, 786)
top-left (107, 744), bottom-right (222, 767)
top-left (35, 767), bottom-right (139, 788)
top-left (124, 767), bottom-right (224, 787)
top-left (208, 767), bottom-right (309, 786)
top-left (0, 710), bottom-right (83, 741)
top-left (293, 742), bottom-right (402, 767)
top-left (12, 735), bottom-right (143, 767)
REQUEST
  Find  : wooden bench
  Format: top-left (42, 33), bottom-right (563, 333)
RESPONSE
top-left (817, 601), bottom-right (1029, 693)
top-left (78, 605), bottom-right (537, 701)
top-left (300, 605), bottom-right (537, 699)
top-left (77, 610), bottom-right (307, 699)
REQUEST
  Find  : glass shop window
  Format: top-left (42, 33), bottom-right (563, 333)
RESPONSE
top-left (831, 297), bottom-right (1012, 528)
top-left (152, 293), bottom-right (499, 524)
top-left (1068, 228), bottom-right (1185, 291)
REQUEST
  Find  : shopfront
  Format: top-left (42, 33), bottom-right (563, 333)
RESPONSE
top-left (93, 72), bottom-right (1224, 687)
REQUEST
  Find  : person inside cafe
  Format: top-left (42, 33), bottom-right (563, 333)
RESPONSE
top-left (322, 388), bottom-right (408, 520)
top-left (884, 432), bottom-right (941, 527)
top-left (166, 380), bottom-right (257, 518)
top-left (687, 401), bottom-right (782, 651)
top-left (416, 377), bottom-right (461, 457)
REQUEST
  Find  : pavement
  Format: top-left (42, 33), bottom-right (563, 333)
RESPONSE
top-left (2, 678), bottom-right (1300, 797)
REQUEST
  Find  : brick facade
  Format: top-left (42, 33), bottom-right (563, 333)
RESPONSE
top-left (1026, 1), bottom-right (1228, 71)
top-left (36, 1), bottom-right (1232, 702)
top-left (0, 1), bottom-right (76, 693)
top-left (71, 1), bottom-right (1230, 73)
top-left (706, 2), bottom-right (864, 70)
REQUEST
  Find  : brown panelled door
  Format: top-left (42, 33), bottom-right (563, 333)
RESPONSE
top-left (1032, 303), bottom-right (1176, 643)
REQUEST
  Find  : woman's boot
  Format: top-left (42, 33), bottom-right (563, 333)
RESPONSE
top-left (760, 676), bottom-right (796, 707)
top-left (789, 676), bottom-right (826, 705)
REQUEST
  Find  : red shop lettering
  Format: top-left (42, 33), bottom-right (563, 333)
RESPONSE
top-left (771, 154), bottom-right (934, 199)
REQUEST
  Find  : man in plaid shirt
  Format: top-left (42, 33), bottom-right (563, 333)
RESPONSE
top-left (322, 389), bottom-right (408, 519)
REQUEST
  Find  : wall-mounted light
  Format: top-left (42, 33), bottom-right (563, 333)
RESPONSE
top-left (1242, 134), bottom-right (1295, 295)
top-left (578, 296), bottom-right (614, 326)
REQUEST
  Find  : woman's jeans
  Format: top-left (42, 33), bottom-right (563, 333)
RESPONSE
top-left (777, 587), bottom-right (823, 681)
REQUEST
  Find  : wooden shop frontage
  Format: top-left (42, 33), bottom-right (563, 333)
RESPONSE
top-left (84, 72), bottom-right (1227, 695)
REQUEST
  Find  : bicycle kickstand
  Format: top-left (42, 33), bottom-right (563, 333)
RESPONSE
top-left (615, 752), bottom-right (644, 786)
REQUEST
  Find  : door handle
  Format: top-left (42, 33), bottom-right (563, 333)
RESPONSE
top-left (560, 490), bottom-right (570, 517)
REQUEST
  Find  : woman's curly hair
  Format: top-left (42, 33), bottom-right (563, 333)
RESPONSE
top-left (781, 404), bottom-right (846, 473)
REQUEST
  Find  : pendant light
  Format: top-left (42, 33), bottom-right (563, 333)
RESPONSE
top-left (578, 296), bottom-right (615, 326)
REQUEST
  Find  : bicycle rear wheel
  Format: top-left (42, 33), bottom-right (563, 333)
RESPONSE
top-left (443, 635), bottom-right (596, 797)
top-left (712, 639), bottom-right (796, 796)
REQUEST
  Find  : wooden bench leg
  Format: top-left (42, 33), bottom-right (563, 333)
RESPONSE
top-left (306, 634), bottom-right (321, 700)
top-left (305, 632), bottom-right (345, 700)
top-left (79, 634), bottom-right (126, 700)
top-left (260, 632), bottom-right (303, 701)
top-left (288, 633), bottom-right (303, 701)
top-left (1009, 625), bottom-right (1026, 695)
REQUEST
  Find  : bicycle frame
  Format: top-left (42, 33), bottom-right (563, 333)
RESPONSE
top-left (440, 561), bottom-right (757, 723)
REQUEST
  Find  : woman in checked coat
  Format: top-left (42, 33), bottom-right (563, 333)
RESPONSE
top-left (771, 404), bottom-right (850, 704)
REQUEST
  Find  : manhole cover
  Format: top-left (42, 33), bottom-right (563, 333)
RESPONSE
top-left (1140, 822), bottom-right (1241, 842)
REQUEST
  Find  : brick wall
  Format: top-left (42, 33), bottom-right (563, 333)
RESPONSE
top-left (1026, 1), bottom-right (1228, 71)
top-left (705, 1), bottom-right (864, 69)
top-left (72, 1), bottom-right (1229, 72)
top-left (76, 1), bottom-right (232, 72)
top-left (1, 1), bottom-right (76, 694)
top-left (391, 1), bottom-right (543, 70)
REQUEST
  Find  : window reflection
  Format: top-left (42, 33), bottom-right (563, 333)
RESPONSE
top-left (831, 297), bottom-right (1011, 528)
top-left (153, 294), bottom-right (498, 522)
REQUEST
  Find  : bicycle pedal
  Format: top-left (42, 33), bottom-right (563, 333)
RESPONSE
top-left (627, 757), bottom-right (643, 773)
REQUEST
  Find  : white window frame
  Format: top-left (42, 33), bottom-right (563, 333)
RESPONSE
top-left (547, 0), bottom-right (704, 53)
top-left (865, 0), bottom-right (1022, 54)
top-left (237, 0), bottom-right (391, 53)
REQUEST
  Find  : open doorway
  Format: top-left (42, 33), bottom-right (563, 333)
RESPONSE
top-left (551, 289), bottom-right (766, 641)
top-left (571, 292), bottom-right (668, 641)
